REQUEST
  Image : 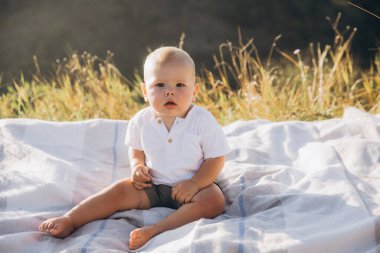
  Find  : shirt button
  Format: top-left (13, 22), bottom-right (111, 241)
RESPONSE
top-left (158, 120), bottom-right (162, 124)
top-left (168, 138), bottom-right (173, 143)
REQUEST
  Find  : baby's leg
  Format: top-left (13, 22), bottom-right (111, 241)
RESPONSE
top-left (39, 179), bottom-right (150, 238)
top-left (129, 183), bottom-right (225, 250)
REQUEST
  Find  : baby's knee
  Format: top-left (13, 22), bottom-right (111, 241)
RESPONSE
top-left (209, 193), bottom-right (225, 214)
top-left (111, 179), bottom-right (134, 197)
top-left (197, 189), bottom-right (225, 218)
top-left (110, 179), bottom-right (149, 210)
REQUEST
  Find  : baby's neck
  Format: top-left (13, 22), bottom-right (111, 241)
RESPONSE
top-left (162, 117), bottom-right (176, 132)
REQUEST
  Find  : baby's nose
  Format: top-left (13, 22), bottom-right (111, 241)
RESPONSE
top-left (165, 90), bottom-right (175, 96)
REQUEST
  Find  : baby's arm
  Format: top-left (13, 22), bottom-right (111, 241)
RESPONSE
top-left (129, 148), bottom-right (152, 190)
top-left (172, 156), bottom-right (225, 204)
top-left (191, 156), bottom-right (225, 189)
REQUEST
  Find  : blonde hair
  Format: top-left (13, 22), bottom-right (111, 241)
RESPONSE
top-left (143, 46), bottom-right (195, 81)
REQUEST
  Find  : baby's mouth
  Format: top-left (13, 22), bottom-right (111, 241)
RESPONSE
top-left (164, 101), bottom-right (177, 106)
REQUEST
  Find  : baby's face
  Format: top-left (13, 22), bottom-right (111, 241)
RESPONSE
top-left (142, 61), bottom-right (198, 119)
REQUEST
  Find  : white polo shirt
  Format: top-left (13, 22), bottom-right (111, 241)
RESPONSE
top-left (125, 105), bottom-right (231, 185)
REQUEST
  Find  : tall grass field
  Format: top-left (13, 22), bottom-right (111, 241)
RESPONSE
top-left (1, 16), bottom-right (379, 125)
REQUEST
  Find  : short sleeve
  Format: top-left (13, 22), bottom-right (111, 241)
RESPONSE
top-left (125, 115), bottom-right (143, 151)
top-left (200, 112), bottom-right (231, 159)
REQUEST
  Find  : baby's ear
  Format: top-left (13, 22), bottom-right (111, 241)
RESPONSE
top-left (193, 83), bottom-right (199, 95)
top-left (140, 83), bottom-right (148, 101)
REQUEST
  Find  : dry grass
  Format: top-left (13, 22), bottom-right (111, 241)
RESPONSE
top-left (1, 15), bottom-right (379, 125)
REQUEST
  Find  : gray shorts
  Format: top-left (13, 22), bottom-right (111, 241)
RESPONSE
top-left (144, 182), bottom-right (223, 210)
top-left (144, 183), bottom-right (181, 209)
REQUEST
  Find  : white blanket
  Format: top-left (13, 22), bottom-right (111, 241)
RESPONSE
top-left (0, 107), bottom-right (379, 253)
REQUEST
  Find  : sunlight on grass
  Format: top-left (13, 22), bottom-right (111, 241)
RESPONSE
top-left (0, 15), bottom-right (379, 125)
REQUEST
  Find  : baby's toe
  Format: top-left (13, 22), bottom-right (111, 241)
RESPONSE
top-left (129, 230), bottom-right (138, 239)
top-left (38, 222), bottom-right (45, 231)
top-left (47, 222), bottom-right (55, 230)
top-left (40, 221), bottom-right (50, 231)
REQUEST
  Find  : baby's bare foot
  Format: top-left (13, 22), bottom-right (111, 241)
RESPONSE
top-left (39, 216), bottom-right (75, 238)
top-left (129, 225), bottom-right (160, 250)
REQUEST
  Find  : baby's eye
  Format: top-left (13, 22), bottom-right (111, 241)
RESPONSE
top-left (176, 83), bottom-right (185, 87)
top-left (155, 83), bottom-right (164, 87)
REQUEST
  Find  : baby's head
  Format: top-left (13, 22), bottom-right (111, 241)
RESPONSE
top-left (143, 46), bottom-right (195, 83)
top-left (142, 47), bottom-right (198, 118)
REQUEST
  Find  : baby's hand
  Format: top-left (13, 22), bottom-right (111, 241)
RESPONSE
top-left (172, 180), bottom-right (200, 204)
top-left (131, 165), bottom-right (152, 190)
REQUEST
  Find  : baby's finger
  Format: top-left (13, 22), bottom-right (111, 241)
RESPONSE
top-left (184, 195), bottom-right (192, 204)
top-left (139, 174), bottom-right (150, 182)
top-left (135, 181), bottom-right (152, 189)
top-left (135, 175), bottom-right (149, 185)
top-left (134, 170), bottom-right (148, 181)
top-left (133, 183), bottom-right (143, 190)
top-left (182, 192), bottom-right (191, 203)
top-left (176, 192), bottom-right (184, 203)
top-left (144, 181), bottom-right (152, 188)
top-left (180, 195), bottom-right (188, 204)
top-left (140, 167), bottom-right (151, 180)
top-left (171, 187), bottom-right (178, 200)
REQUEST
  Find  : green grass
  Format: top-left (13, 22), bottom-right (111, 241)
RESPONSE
top-left (1, 16), bottom-right (379, 125)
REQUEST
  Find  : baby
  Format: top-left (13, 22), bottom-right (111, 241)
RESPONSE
top-left (39, 46), bottom-right (231, 250)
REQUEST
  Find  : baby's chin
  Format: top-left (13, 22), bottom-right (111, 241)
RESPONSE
top-left (154, 109), bottom-right (186, 119)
